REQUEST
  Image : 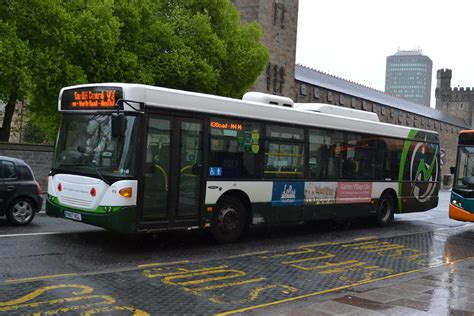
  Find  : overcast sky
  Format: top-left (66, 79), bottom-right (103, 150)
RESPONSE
top-left (296, 0), bottom-right (473, 107)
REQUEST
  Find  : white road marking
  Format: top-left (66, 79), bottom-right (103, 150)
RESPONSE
top-left (0, 232), bottom-right (62, 238)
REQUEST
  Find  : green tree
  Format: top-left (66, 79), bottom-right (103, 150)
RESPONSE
top-left (0, 21), bottom-right (31, 141)
top-left (114, 0), bottom-right (268, 97)
top-left (0, 0), bottom-right (269, 142)
top-left (22, 121), bottom-right (46, 144)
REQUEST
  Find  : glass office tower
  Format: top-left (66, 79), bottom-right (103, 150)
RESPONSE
top-left (385, 50), bottom-right (433, 107)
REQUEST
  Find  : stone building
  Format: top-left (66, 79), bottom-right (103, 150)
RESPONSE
top-left (233, 0), bottom-right (470, 182)
top-left (232, 0), bottom-right (299, 98)
top-left (436, 69), bottom-right (474, 127)
top-left (295, 65), bottom-right (469, 178)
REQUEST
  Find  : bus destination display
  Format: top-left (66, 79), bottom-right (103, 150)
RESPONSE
top-left (61, 87), bottom-right (123, 110)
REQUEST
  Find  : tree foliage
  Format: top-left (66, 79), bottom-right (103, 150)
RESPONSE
top-left (0, 0), bottom-right (269, 142)
top-left (0, 20), bottom-right (31, 141)
top-left (22, 121), bottom-right (46, 144)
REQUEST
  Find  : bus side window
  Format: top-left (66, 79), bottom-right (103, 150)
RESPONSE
top-left (309, 129), bottom-right (326, 179)
top-left (325, 131), bottom-right (344, 179)
top-left (264, 125), bottom-right (305, 178)
top-left (209, 118), bottom-right (260, 178)
top-left (378, 137), bottom-right (404, 180)
top-left (353, 135), bottom-right (376, 180)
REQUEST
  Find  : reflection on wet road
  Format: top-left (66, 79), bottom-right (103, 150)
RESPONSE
top-left (1, 225), bottom-right (473, 315)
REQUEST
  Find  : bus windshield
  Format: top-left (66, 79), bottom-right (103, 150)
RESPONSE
top-left (454, 145), bottom-right (474, 189)
top-left (52, 114), bottom-right (137, 177)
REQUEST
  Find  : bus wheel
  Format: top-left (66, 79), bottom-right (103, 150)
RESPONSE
top-left (376, 193), bottom-right (395, 226)
top-left (212, 196), bottom-right (246, 243)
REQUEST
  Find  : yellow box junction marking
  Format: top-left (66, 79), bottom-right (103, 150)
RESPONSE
top-left (0, 233), bottom-right (464, 315)
top-left (0, 284), bottom-right (149, 315)
top-left (5, 273), bottom-right (78, 284)
top-left (218, 255), bottom-right (474, 315)
top-left (216, 268), bottom-right (424, 316)
top-left (340, 239), bottom-right (429, 265)
top-left (137, 260), bottom-right (190, 268)
top-left (136, 236), bottom-right (432, 310)
top-left (143, 265), bottom-right (296, 305)
top-left (262, 242), bottom-right (395, 283)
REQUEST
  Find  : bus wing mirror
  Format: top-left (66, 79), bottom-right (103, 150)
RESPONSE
top-left (450, 166), bottom-right (456, 174)
top-left (112, 113), bottom-right (125, 137)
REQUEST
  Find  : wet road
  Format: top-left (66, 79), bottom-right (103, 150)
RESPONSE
top-left (0, 191), bottom-right (473, 314)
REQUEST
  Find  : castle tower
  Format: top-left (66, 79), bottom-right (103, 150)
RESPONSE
top-left (436, 68), bottom-right (452, 90)
top-left (435, 69), bottom-right (453, 111)
top-left (232, 0), bottom-right (299, 98)
top-left (435, 68), bottom-right (474, 128)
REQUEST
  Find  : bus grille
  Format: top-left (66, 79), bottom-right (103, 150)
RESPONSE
top-left (60, 196), bottom-right (93, 209)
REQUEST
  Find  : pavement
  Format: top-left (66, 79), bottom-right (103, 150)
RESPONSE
top-left (257, 257), bottom-right (474, 315)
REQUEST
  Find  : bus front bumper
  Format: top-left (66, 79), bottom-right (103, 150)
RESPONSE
top-left (46, 199), bottom-right (137, 233)
top-left (449, 203), bottom-right (474, 222)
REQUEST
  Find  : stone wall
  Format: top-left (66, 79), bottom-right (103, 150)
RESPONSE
top-left (0, 143), bottom-right (53, 192)
top-left (233, 0), bottom-right (299, 98)
top-left (436, 69), bottom-right (474, 127)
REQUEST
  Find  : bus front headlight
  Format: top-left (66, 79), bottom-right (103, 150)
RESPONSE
top-left (452, 199), bottom-right (462, 208)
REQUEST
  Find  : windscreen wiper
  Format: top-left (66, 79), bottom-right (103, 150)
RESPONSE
top-left (92, 166), bottom-right (113, 186)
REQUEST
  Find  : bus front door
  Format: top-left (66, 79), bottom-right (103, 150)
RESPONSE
top-left (141, 116), bottom-right (203, 227)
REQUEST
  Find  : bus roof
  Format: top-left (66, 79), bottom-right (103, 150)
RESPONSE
top-left (458, 130), bottom-right (474, 145)
top-left (59, 83), bottom-right (439, 142)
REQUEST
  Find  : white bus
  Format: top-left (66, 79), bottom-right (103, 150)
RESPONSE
top-left (47, 83), bottom-right (440, 243)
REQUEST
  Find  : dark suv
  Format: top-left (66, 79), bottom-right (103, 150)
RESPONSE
top-left (0, 156), bottom-right (43, 225)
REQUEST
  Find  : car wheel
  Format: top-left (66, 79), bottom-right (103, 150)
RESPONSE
top-left (6, 198), bottom-right (36, 226)
top-left (376, 193), bottom-right (395, 226)
top-left (212, 196), bottom-right (246, 244)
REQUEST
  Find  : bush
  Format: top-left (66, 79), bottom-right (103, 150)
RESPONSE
top-left (22, 122), bottom-right (46, 144)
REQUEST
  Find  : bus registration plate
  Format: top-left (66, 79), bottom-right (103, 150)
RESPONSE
top-left (64, 211), bottom-right (82, 221)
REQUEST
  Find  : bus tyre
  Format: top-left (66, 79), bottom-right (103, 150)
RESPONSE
top-left (376, 194), bottom-right (395, 226)
top-left (6, 198), bottom-right (36, 226)
top-left (212, 196), bottom-right (246, 244)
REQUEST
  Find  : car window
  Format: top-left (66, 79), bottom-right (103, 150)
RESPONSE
top-left (1, 161), bottom-right (17, 180)
top-left (18, 165), bottom-right (34, 181)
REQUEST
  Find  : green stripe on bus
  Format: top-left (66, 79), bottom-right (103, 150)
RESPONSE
top-left (398, 129), bottom-right (418, 212)
top-left (414, 146), bottom-right (438, 183)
